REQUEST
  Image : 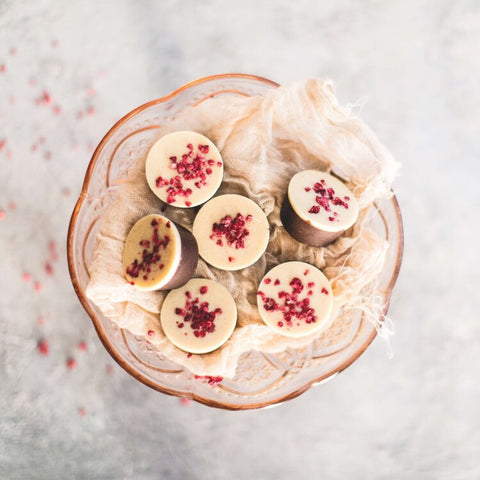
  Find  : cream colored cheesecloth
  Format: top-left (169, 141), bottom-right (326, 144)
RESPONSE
top-left (86, 79), bottom-right (400, 377)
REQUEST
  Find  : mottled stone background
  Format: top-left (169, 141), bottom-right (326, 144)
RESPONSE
top-left (1, 1), bottom-right (479, 479)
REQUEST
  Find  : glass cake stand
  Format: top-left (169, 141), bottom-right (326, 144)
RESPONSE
top-left (67, 74), bottom-right (403, 410)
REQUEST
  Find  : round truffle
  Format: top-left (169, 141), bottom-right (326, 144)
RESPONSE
top-left (145, 131), bottom-right (224, 208)
top-left (161, 278), bottom-right (237, 354)
top-left (123, 214), bottom-right (198, 291)
top-left (192, 194), bottom-right (270, 271)
top-left (281, 170), bottom-right (359, 247)
top-left (257, 261), bottom-right (333, 338)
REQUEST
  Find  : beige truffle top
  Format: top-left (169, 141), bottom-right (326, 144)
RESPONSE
top-left (288, 170), bottom-right (359, 232)
top-left (161, 279), bottom-right (237, 354)
top-left (192, 194), bottom-right (270, 271)
top-left (123, 214), bottom-right (181, 291)
top-left (145, 131), bottom-right (224, 208)
top-left (257, 261), bottom-right (333, 338)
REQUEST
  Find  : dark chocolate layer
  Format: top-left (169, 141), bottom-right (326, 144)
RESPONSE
top-left (280, 194), bottom-right (343, 248)
top-left (162, 223), bottom-right (198, 290)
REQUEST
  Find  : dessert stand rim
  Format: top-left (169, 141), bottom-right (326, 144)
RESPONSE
top-left (67, 73), bottom-right (404, 410)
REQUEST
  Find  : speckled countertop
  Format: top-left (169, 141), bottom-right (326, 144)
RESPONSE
top-left (1, 1), bottom-right (479, 479)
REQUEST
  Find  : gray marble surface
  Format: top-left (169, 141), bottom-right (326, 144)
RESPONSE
top-left (1, 1), bottom-right (479, 479)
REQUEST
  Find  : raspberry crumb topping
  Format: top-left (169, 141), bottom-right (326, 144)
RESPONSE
top-left (258, 277), bottom-right (317, 326)
top-left (306, 179), bottom-right (350, 219)
top-left (321, 287), bottom-right (329, 295)
top-left (126, 219), bottom-right (170, 281)
top-left (155, 143), bottom-right (220, 206)
top-left (175, 291), bottom-right (223, 337)
top-left (209, 212), bottom-right (252, 249)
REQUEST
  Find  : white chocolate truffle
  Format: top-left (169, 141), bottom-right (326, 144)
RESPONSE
top-left (257, 261), bottom-right (333, 338)
top-left (192, 194), bottom-right (270, 271)
top-left (281, 170), bottom-right (359, 247)
top-left (123, 214), bottom-right (197, 291)
top-left (145, 131), bottom-right (224, 208)
top-left (161, 279), bottom-right (237, 354)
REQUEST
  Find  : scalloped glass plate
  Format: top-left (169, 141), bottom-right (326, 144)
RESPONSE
top-left (67, 74), bottom-right (403, 410)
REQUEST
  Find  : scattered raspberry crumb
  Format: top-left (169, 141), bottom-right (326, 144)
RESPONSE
top-left (7, 150), bottom-right (13, 160)
top-left (0, 210), bottom-right (5, 221)
top-left (22, 272), bottom-right (32, 283)
top-left (0, 139), bottom-right (6, 151)
top-left (194, 375), bottom-right (223, 385)
top-left (44, 151), bottom-right (52, 161)
top-left (52, 105), bottom-right (61, 115)
top-left (33, 281), bottom-right (42, 292)
top-left (9, 47), bottom-right (17, 55)
top-left (179, 398), bottom-right (192, 406)
top-left (35, 91), bottom-right (52, 105)
top-left (86, 105), bottom-right (95, 115)
top-left (186, 352), bottom-right (192, 358)
top-left (199, 285), bottom-right (208, 295)
top-left (78, 341), bottom-right (87, 351)
top-left (37, 339), bottom-right (49, 355)
top-left (45, 262), bottom-right (54, 275)
top-left (147, 330), bottom-right (154, 337)
top-left (228, 256), bottom-right (234, 262)
top-left (42, 90), bottom-right (52, 104)
top-left (78, 407), bottom-right (86, 417)
top-left (8, 201), bottom-right (16, 211)
top-left (321, 287), bottom-right (329, 295)
top-left (49, 241), bottom-right (58, 261)
top-left (0, 64), bottom-right (6, 73)
top-left (106, 364), bottom-right (114, 374)
top-left (66, 358), bottom-right (77, 370)
top-left (87, 87), bottom-right (96, 97)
